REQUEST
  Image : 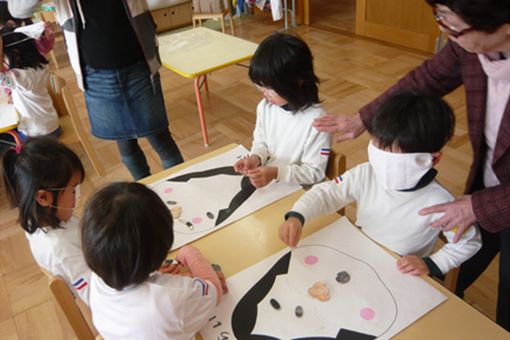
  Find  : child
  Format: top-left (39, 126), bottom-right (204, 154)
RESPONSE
top-left (82, 182), bottom-right (224, 339)
top-left (279, 91), bottom-right (482, 278)
top-left (234, 32), bottom-right (331, 188)
top-left (0, 31), bottom-right (59, 140)
top-left (1, 136), bottom-right (90, 304)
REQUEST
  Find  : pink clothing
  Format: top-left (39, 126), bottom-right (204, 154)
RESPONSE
top-left (478, 54), bottom-right (510, 188)
top-left (36, 32), bottom-right (55, 56)
top-left (176, 246), bottom-right (222, 304)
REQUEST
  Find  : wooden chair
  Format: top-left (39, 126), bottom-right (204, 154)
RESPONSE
top-left (192, 0), bottom-right (235, 35)
top-left (60, 85), bottom-right (106, 177)
top-left (47, 73), bottom-right (69, 117)
top-left (325, 148), bottom-right (346, 180)
top-left (40, 269), bottom-right (98, 340)
top-left (325, 148), bottom-right (346, 216)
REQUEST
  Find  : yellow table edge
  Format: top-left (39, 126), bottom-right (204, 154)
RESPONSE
top-left (161, 55), bottom-right (253, 79)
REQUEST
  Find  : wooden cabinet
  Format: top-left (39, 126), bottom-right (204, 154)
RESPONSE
top-left (355, 0), bottom-right (441, 53)
top-left (151, 1), bottom-right (193, 33)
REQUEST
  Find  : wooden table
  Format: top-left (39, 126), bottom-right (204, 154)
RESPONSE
top-left (141, 144), bottom-right (509, 339)
top-left (158, 27), bottom-right (258, 147)
top-left (0, 103), bottom-right (18, 133)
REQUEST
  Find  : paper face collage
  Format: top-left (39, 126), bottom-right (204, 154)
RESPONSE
top-left (149, 145), bottom-right (301, 250)
top-left (200, 217), bottom-right (447, 340)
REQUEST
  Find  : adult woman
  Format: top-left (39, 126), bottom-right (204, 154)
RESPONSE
top-left (314, 0), bottom-right (509, 330)
top-left (8, 0), bottom-right (184, 180)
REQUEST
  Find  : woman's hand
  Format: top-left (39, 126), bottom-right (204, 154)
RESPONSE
top-left (313, 112), bottom-right (366, 142)
top-left (419, 195), bottom-right (476, 243)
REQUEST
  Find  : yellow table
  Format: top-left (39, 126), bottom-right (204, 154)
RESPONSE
top-left (141, 144), bottom-right (509, 339)
top-left (0, 103), bottom-right (18, 133)
top-left (158, 27), bottom-right (258, 147)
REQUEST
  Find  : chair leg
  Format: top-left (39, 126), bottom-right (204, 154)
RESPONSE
top-left (220, 16), bottom-right (226, 33)
top-left (229, 15), bottom-right (235, 36)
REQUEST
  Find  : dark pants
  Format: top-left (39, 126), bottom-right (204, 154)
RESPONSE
top-left (455, 227), bottom-right (510, 331)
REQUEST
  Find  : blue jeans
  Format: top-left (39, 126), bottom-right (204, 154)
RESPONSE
top-left (84, 62), bottom-right (183, 179)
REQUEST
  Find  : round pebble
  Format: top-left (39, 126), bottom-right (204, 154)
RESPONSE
top-left (336, 271), bottom-right (351, 284)
top-left (206, 211), bottom-right (215, 219)
top-left (295, 306), bottom-right (303, 318)
top-left (166, 200), bottom-right (177, 205)
top-left (164, 187), bottom-right (173, 193)
top-left (270, 298), bottom-right (280, 310)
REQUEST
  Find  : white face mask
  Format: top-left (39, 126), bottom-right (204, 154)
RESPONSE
top-left (368, 141), bottom-right (433, 191)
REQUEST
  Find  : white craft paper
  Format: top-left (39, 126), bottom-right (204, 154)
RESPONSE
top-left (149, 145), bottom-right (301, 250)
top-left (0, 104), bottom-right (17, 129)
top-left (200, 217), bottom-right (447, 339)
top-left (14, 21), bottom-right (45, 39)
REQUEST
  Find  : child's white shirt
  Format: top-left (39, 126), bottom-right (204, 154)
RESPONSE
top-left (90, 271), bottom-right (217, 340)
top-left (26, 216), bottom-right (91, 305)
top-left (292, 163), bottom-right (482, 275)
top-left (0, 67), bottom-right (59, 136)
top-left (250, 99), bottom-right (331, 185)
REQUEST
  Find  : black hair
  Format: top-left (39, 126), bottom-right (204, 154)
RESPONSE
top-left (371, 91), bottom-right (455, 153)
top-left (1, 136), bottom-right (85, 233)
top-left (426, 0), bottom-right (510, 33)
top-left (2, 32), bottom-right (48, 70)
top-left (82, 182), bottom-right (174, 290)
top-left (249, 32), bottom-right (320, 112)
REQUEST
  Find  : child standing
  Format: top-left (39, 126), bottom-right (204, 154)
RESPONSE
top-left (1, 137), bottom-right (90, 304)
top-left (82, 182), bottom-right (224, 339)
top-left (234, 33), bottom-right (331, 188)
top-left (280, 91), bottom-right (482, 278)
top-left (0, 32), bottom-right (59, 140)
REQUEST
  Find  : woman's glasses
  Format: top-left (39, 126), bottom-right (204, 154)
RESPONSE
top-left (433, 8), bottom-right (474, 38)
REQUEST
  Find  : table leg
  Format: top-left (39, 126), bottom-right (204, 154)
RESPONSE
top-left (194, 75), bottom-right (209, 147)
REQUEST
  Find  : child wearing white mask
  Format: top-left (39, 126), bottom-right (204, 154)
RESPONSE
top-left (279, 91), bottom-right (482, 278)
top-left (1, 136), bottom-right (91, 304)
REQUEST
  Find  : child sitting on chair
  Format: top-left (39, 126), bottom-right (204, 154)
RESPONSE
top-left (1, 137), bottom-right (90, 304)
top-left (0, 31), bottom-right (59, 140)
top-left (234, 32), bottom-right (331, 188)
top-left (82, 182), bottom-right (225, 339)
top-left (280, 91), bottom-right (482, 278)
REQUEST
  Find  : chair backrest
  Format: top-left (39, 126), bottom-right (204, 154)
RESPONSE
top-left (61, 86), bottom-right (106, 177)
top-left (40, 269), bottom-right (97, 340)
top-left (192, 0), bottom-right (224, 13)
top-left (325, 148), bottom-right (346, 180)
top-left (47, 73), bottom-right (68, 117)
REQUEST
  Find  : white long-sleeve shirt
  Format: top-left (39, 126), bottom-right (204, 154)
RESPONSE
top-left (0, 67), bottom-right (59, 136)
top-left (250, 99), bottom-right (331, 185)
top-left (26, 216), bottom-right (91, 305)
top-left (90, 272), bottom-right (217, 340)
top-left (291, 163), bottom-right (482, 275)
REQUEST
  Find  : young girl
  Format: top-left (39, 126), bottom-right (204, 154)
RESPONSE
top-left (82, 182), bottom-right (224, 339)
top-left (234, 33), bottom-right (331, 188)
top-left (0, 31), bottom-right (59, 140)
top-left (1, 136), bottom-right (90, 304)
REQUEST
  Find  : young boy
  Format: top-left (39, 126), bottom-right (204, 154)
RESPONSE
top-left (82, 182), bottom-right (223, 339)
top-left (279, 91), bottom-right (482, 278)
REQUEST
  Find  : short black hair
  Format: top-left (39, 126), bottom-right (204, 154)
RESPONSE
top-left (426, 0), bottom-right (509, 33)
top-left (371, 91), bottom-right (455, 153)
top-left (249, 32), bottom-right (319, 112)
top-left (82, 182), bottom-right (174, 290)
top-left (1, 137), bottom-right (85, 233)
top-left (2, 32), bottom-right (48, 70)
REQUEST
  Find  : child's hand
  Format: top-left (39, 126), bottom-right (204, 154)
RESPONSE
top-left (43, 21), bottom-right (55, 38)
top-left (234, 155), bottom-right (260, 175)
top-left (279, 217), bottom-right (303, 248)
top-left (216, 270), bottom-right (229, 294)
top-left (396, 255), bottom-right (430, 276)
top-left (158, 260), bottom-right (184, 274)
top-left (247, 166), bottom-right (277, 188)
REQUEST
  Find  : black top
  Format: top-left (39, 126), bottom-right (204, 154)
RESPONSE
top-left (75, 0), bottom-right (145, 69)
